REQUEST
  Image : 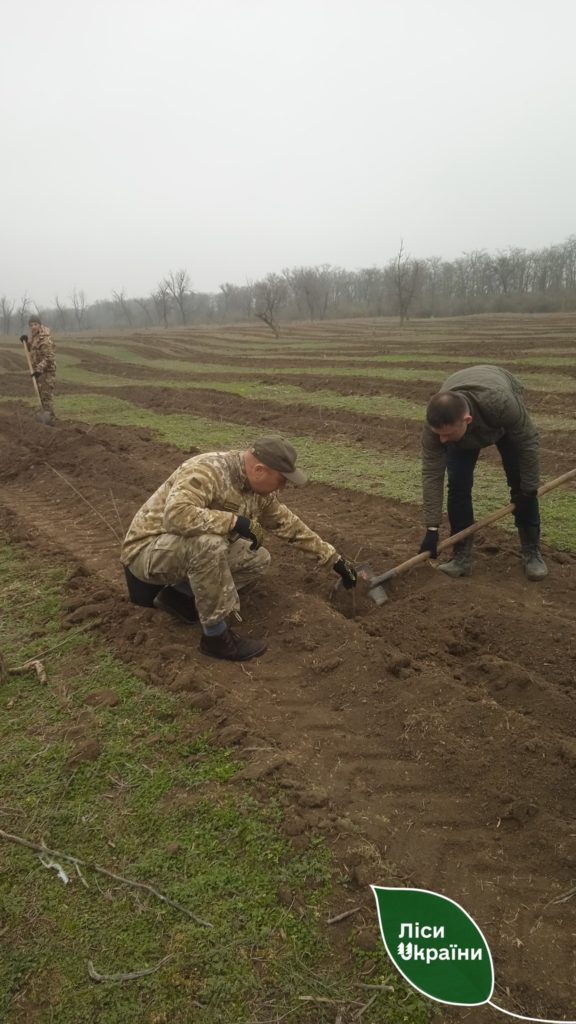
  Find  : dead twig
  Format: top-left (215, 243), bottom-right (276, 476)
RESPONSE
top-left (0, 828), bottom-right (212, 928)
top-left (87, 953), bottom-right (172, 983)
top-left (10, 660), bottom-right (47, 685)
top-left (109, 488), bottom-right (125, 536)
top-left (545, 886), bottom-right (576, 907)
top-left (326, 906), bottom-right (361, 925)
top-left (298, 995), bottom-right (362, 1007)
top-left (354, 992), bottom-right (378, 1019)
top-left (46, 464), bottom-right (122, 542)
top-left (16, 621), bottom-right (101, 666)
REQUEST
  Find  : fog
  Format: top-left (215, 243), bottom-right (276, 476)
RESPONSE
top-left (1, 0), bottom-right (575, 305)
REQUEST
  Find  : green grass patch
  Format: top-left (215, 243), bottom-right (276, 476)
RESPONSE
top-left (0, 543), bottom-right (426, 1024)
top-left (53, 358), bottom-right (576, 432)
top-left (24, 393), bottom-right (576, 551)
top-left (57, 345), bottom-right (576, 393)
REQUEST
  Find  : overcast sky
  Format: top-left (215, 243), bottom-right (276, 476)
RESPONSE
top-left (1, 0), bottom-right (575, 305)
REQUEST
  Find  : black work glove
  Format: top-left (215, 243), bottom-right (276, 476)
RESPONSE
top-left (419, 528), bottom-right (439, 559)
top-left (19, 334), bottom-right (28, 344)
top-left (30, 371), bottom-right (41, 380)
top-left (235, 515), bottom-right (265, 550)
top-left (511, 490), bottom-right (537, 519)
top-left (333, 556), bottom-right (358, 589)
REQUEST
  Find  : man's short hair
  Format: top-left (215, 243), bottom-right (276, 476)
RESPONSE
top-left (426, 391), bottom-right (469, 427)
top-left (28, 315), bottom-right (42, 325)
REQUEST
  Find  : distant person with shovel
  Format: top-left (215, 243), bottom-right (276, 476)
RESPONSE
top-left (418, 364), bottom-right (548, 581)
top-left (121, 436), bottom-right (357, 661)
top-left (19, 315), bottom-right (56, 424)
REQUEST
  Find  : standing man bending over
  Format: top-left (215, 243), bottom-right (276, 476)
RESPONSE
top-left (419, 365), bottom-right (547, 581)
top-left (121, 436), bottom-right (357, 661)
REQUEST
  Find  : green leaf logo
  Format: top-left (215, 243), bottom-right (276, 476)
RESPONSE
top-left (371, 886), bottom-right (494, 1006)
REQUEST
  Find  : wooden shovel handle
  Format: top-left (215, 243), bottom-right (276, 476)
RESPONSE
top-left (387, 467), bottom-right (576, 579)
top-left (20, 339), bottom-right (43, 405)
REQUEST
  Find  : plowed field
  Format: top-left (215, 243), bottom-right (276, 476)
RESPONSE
top-left (1, 313), bottom-right (576, 1022)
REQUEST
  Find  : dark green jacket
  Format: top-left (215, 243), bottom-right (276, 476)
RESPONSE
top-left (422, 364), bottom-right (540, 526)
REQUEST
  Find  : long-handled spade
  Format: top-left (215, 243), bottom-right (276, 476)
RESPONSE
top-left (361, 468), bottom-right (576, 605)
top-left (20, 338), bottom-right (53, 424)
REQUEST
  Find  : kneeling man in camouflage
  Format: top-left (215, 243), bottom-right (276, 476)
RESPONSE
top-left (121, 436), bottom-right (357, 661)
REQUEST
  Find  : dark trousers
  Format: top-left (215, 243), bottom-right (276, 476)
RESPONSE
top-left (446, 436), bottom-right (540, 535)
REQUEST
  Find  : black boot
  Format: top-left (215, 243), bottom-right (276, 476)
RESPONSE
top-left (200, 628), bottom-right (267, 661)
top-left (153, 585), bottom-right (199, 623)
top-left (518, 526), bottom-right (548, 581)
top-left (124, 565), bottom-right (163, 607)
top-left (438, 539), bottom-right (473, 578)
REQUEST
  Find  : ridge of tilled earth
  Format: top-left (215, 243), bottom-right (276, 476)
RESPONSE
top-left (1, 413), bottom-right (576, 1019)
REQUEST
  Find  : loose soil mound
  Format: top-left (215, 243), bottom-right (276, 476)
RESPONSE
top-left (1, 406), bottom-right (576, 1021)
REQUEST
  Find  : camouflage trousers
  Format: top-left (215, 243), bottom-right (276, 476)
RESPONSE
top-left (36, 372), bottom-right (55, 417)
top-left (126, 533), bottom-right (271, 627)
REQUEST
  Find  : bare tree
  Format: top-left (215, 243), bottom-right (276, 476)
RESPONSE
top-left (394, 240), bottom-right (420, 325)
top-left (254, 273), bottom-right (287, 338)
top-left (164, 269), bottom-right (191, 324)
top-left (17, 293), bottom-right (31, 331)
top-left (152, 282), bottom-right (171, 327)
top-left (284, 266), bottom-right (332, 319)
top-left (112, 288), bottom-right (133, 327)
top-left (71, 288), bottom-right (88, 329)
top-left (54, 296), bottom-right (69, 331)
top-left (0, 296), bottom-right (15, 335)
top-left (134, 297), bottom-right (153, 326)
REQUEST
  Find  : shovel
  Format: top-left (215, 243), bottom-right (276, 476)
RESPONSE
top-left (21, 338), bottom-right (53, 424)
top-left (361, 467), bottom-right (576, 605)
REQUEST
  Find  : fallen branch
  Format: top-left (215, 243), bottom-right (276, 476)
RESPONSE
top-left (10, 660), bottom-right (47, 685)
top-left (326, 906), bottom-right (361, 925)
top-left (88, 954), bottom-right (172, 983)
top-left (0, 829), bottom-right (212, 928)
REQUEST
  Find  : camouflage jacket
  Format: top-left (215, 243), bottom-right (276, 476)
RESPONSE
top-left (121, 449), bottom-right (338, 567)
top-left (422, 364), bottom-right (540, 525)
top-left (29, 327), bottom-right (56, 374)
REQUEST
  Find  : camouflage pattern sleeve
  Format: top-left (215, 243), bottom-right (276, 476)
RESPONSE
top-left (33, 330), bottom-right (56, 374)
top-left (422, 424), bottom-right (447, 526)
top-left (258, 494), bottom-right (338, 566)
top-left (163, 461), bottom-right (236, 536)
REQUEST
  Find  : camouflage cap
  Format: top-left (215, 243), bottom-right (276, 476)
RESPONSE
top-left (250, 435), bottom-right (308, 486)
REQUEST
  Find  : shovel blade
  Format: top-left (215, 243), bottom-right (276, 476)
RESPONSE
top-left (357, 563), bottom-right (391, 605)
top-left (35, 409), bottom-right (54, 425)
top-left (368, 583), bottom-right (389, 605)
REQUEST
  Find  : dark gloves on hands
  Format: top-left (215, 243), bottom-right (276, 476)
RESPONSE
top-left (511, 490), bottom-right (537, 519)
top-left (19, 334), bottom-right (28, 344)
top-left (30, 371), bottom-right (41, 380)
top-left (235, 515), bottom-right (265, 550)
top-left (333, 556), bottom-right (358, 589)
top-left (419, 528), bottom-right (439, 559)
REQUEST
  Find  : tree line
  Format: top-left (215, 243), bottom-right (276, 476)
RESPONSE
top-left (2, 236), bottom-right (576, 335)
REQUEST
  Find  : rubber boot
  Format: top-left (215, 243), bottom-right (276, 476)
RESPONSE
top-left (438, 539), bottom-right (473, 578)
top-left (200, 628), bottom-right (267, 661)
top-left (124, 565), bottom-right (163, 607)
top-left (518, 526), bottom-right (548, 581)
top-left (153, 583), bottom-right (199, 624)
